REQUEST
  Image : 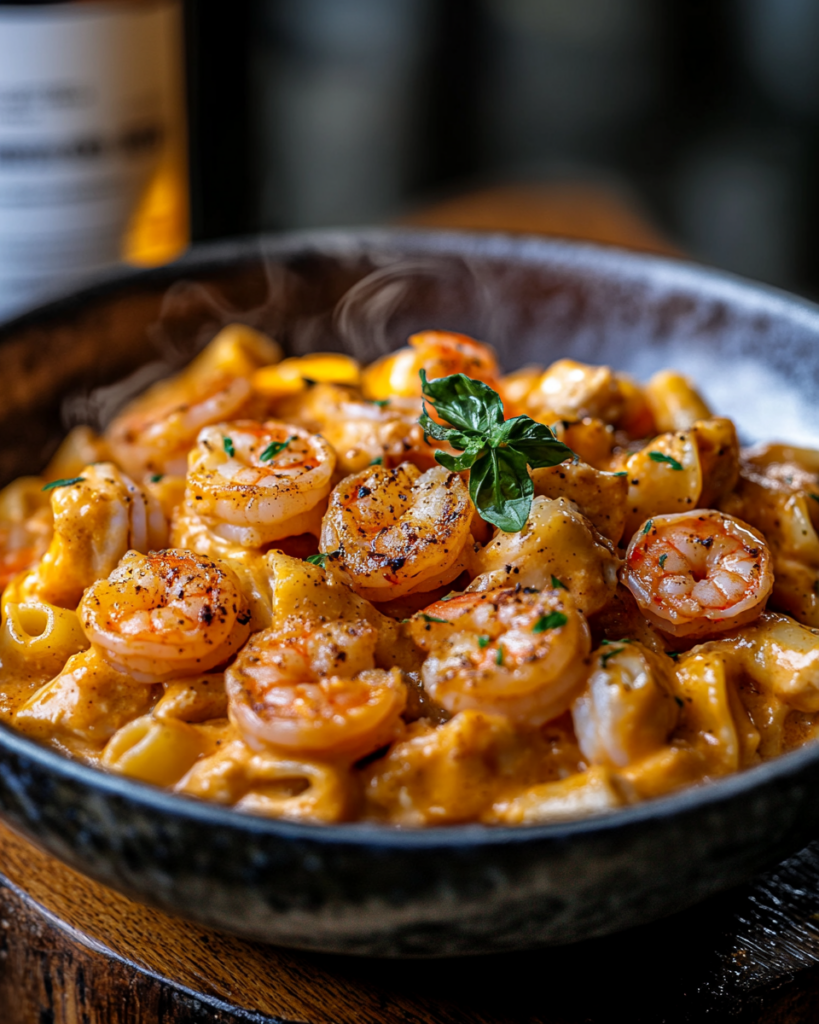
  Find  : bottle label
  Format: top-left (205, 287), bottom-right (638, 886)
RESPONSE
top-left (0, 0), bottom-right (188, 321)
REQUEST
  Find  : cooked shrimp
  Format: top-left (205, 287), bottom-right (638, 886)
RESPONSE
top-left (409, 586), bottom-right (592, 726)
top-left (184, 420), bottom-right (335, 546)
top-left (270, 380), bottom-right (441, 475)
top-left (320, 463), bottom-right (473, 602)
top-left (78, 549), bottom-right (251, 683)
top-left (106, 324), bottom-right (279, 479)
top-left (361, 331), bottom-right (500, 400)
top-left (623, 509), bottom-right (774, 639)
top-left (27, 463), bottom-right (167, 609)
top-left (572, 642), bottom-right (679, 768)
top-left (226, 620), bottom-right (406, 759)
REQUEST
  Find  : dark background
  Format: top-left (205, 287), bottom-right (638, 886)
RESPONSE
top-left (186, 0), bottom-right (819, 298)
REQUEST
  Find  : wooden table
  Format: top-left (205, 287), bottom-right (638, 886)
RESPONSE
top-left (4, 180), bottom-right (819, 1024)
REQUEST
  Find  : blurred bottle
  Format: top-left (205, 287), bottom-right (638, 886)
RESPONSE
top-left (0, 0), bottom-right (188, 321)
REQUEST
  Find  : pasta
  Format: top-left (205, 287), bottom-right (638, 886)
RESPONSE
top-left (3, 322), bottom-right (819, 827)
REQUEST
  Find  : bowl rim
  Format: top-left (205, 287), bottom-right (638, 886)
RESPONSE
top-left (4, 225), bottom-right (819, 849)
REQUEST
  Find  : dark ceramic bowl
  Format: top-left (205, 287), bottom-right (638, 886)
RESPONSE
top-left (2, 229), bottom-right (819, 957)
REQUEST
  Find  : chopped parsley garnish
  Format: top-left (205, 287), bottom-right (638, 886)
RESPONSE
top-left (372, 399), bottom-right (390, 408)
top-left (613, 471), bottom-right (628, 477)
top-left (666, 651), bottom-right (681, 661)
top-left (550, 575), bottom-right (567, 590)
top-left (477, 635), bottom-right (490, 648)
top-left (223, 436), bottom-right (235, 458)
top-left (305, 550), bottom-right (340, 568)
top-left (532, 611), bottom-right (568, 633)
top-left (495, 645), bottom-right (504, 665)
top-left (642, 519), bottom-right (654, 535)
top-left (601, 638), bottom-right (631, 645)
top-left (370, 456), bottom-right (384, 466)
top-left (600, 647), bottom-right (623, 668)
top-left (42, 477), bottom-right (85, 491)
top-left (260, 435), bottom-right (297, 462)
top-left (417, 613), bottom-right (450, 624)
top-left (150, 473), bottom-right (164, 483)
top-left (659, 554), bottom-right (668, 569)
top-left (418, 370), bottom-right (576, 532)
top-left (649, 451), bottom-right (683, 471)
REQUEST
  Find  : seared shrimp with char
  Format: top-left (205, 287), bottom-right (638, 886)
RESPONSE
top-left (79, 549), bottom-right (251, 683)
top-left (409, 586), bottom-right (591, 726)
top-left (320, 462), bottom-right (474, 602)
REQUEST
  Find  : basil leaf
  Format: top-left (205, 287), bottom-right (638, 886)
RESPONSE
top-left (420, 370), bottom-right (504, 432)
top-left (470, 448), bottom-right (533, 532)
top-left (435, 448), bottom-right (483, 472)
top-left (490, 416), bottom-right (574, 467)
top-left (418, 410), bottom-right (460, 443)
top-left (416, 369), bottom-right (579, 534)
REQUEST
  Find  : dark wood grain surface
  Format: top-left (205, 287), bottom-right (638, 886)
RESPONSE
top-left (2, 182), bottom-right (818, 1023)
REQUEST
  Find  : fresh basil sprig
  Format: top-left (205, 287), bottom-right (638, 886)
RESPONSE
top-left (419, 370), bottom-right (576, 532)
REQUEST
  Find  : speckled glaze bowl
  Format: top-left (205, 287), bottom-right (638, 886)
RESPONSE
top-left (2, 229), bottom-right (819, 956)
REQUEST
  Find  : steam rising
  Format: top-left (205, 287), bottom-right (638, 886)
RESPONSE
top-left (332, 255), bottom-right (494, 364)
top-left (60, 240), bottom-right (819, 447)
